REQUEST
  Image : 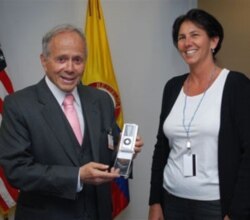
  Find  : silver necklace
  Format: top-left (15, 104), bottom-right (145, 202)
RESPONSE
top-left (182, 67), bottom-right (216, 151)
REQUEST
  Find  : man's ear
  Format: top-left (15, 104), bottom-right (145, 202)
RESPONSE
top-left (40, 54), bottom-right (47, 72)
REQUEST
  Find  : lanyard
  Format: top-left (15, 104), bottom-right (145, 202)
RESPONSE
top-left (182, 89), bottom-right (207, 150)
top-left (182, 67), bottom-right (215, 151)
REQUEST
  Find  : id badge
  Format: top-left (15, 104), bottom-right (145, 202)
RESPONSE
top-left (183, 154), bottom-right (196, 177)
top-left (108, 134), bottom-right (114, 150)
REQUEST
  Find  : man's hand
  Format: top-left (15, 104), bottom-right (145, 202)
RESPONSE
top-left (133, 135), bottom-right (144, 158)
top-left (79, 162), bottom-right (120, 185)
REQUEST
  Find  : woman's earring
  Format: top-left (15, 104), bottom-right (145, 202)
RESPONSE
top-left (211, 48), bottom-right (215, 54)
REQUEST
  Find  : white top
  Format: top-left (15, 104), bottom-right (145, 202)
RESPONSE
top-left (163, 68), bottom-right (229, 200)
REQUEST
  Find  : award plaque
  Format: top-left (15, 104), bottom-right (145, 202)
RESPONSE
top-left (113, 123), bottom-right (138, 178)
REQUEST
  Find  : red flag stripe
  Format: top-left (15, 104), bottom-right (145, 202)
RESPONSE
top-left (0, 179), bottom-right (16, 212)
top-left (0, 70), bottom-right (14, 94)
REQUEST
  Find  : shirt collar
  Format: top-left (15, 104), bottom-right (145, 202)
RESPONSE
top-left (45, 76), bottom-right (81, 106)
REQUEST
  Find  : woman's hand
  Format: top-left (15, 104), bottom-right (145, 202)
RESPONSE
top-left (148, 203), bottom-right (164, 220)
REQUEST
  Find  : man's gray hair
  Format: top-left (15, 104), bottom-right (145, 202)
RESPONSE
top-left (42, 24), bottom-right (87, 60)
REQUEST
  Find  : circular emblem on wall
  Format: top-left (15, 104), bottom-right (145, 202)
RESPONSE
top-left (89, 82), bottom-right (121, 118)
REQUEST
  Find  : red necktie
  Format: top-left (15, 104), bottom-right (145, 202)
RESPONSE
top-left (63, 94), bottom-right (83, 145)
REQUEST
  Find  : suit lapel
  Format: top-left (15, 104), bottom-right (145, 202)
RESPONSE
top-left (78, 85), bottom-right (100, 162)
top-left (36, 79), bottom-right (79, 166)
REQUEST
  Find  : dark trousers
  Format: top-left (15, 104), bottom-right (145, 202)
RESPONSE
top-left (163, 190), bottom-right (222, 220)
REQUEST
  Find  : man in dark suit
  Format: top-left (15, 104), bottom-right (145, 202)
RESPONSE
top-left (0, 24), bottom-right (143, 220)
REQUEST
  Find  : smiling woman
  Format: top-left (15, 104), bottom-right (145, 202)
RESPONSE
top-left (148, 8), bottom-right (250, 220)
top-left (176, 20), bottom-right (219, 72)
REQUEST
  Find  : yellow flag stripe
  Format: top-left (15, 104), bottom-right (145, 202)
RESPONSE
top-left (82, 0), bottom-right (123, 128)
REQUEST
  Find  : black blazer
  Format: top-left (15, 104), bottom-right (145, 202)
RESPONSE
top-left (0, 78), bottom-right (119, 220)
top-left (149, 71), bottom-right (250, 219)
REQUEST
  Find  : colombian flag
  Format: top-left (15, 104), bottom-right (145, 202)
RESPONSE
top-left (82, 0), bottom-right (129, 218)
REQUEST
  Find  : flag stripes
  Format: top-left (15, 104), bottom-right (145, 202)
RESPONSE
top-left (0, 48), bottom-right (18, 215)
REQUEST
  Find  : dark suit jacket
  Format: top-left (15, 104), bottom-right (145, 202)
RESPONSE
top-left (0, 78), bottom-right (119, 220)
top-left (149, 71), bottom-right (250, 219)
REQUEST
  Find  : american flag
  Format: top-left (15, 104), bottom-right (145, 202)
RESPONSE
top-left (0, 47), bottom-right (18, 215)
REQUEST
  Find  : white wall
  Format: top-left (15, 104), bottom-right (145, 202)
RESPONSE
top-left (0, 0), bottom-right (196, 219)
